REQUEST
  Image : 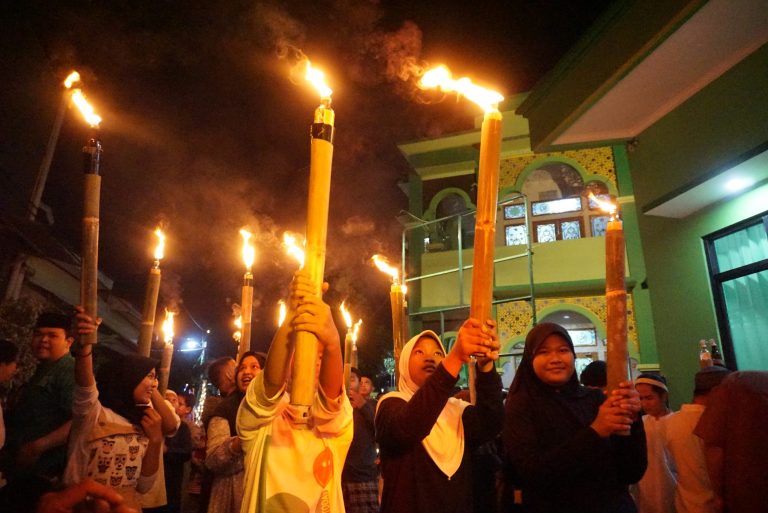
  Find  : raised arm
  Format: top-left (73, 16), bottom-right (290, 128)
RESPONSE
top-left (73, 306), bottom-right (99, 387)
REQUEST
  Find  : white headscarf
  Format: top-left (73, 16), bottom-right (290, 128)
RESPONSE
top-left (378, 330), bottom-right (470, 478)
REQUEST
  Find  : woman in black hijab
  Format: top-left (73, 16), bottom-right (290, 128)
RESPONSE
top-left (502, 323), bottom-right (646, 513)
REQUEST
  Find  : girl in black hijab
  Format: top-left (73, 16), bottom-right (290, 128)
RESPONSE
top-left (502, 323), bottom-right (646, 513)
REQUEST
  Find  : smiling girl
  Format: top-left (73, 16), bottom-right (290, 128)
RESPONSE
top-left (375, 319), bottom-right (503, 513)
top-left (502, 322), bottom-right (647, 513)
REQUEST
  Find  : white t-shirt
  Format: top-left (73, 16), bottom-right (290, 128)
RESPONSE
top-left (64, 384), bottom-right (157, 509)
top-left (237, 372), bottom-right (353, 513)
top-left (664, 404), bottom-right (717, 513)
top-left (635, 413), bottom-right (677, 513)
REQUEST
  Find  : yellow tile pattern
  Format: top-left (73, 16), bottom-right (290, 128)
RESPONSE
top-left (499, 147), bottom-right (617, 190)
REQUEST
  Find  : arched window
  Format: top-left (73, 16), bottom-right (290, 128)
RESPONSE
top-left (502, 162), bottom-right (612, 246)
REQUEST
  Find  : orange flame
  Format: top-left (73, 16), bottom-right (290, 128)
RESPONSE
top-left (63, 71), bottom-right (81, 89)
top-left (162, 309), bottom-right (175, 344)
top-left (340, 300), bottom-right (353, 329)
top-left (418, 65), bottom-right (503, 113)
top-left (371, 254), bottom-right (399, 283)
top-left (153, 228), bottom-right (166, 261)
top-left (588, 193), bottom-right (618, 217)
top-left (304, 59), bottom-right (332, 100)
top-left (351, 319), bottom-right (362, 344)
top-left (240, 229), bottom-right (255, 270)
top-left (283, 232), bottom-right (305, 267)
top-left (71, 89), bottom-right (102, 127)
top-left (277, 300), bottom-right (287, 327)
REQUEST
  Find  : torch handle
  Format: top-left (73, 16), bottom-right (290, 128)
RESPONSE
top-left (80, 173), bottom-right (101, 345)
top-left (605, 221), bottom-right (630, 435)
top-left (290, 107), bottom-right (334, 412)
top-left (239, 275), bottom-right (254, 358)
top-left (158, 343), bottom-right (173, 394)
top-left (137, 267), bottom-right (161, 357)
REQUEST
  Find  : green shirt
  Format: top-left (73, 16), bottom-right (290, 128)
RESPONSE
top-left (8, 353), bottom-right (75, 478)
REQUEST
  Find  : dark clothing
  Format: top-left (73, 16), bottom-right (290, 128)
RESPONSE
top-left (694, 371), bottom-right (768, 513)
top-left (503, 386), bottom-right (646, 513)
top-left (376, 363), bottom-right (503, 513)
top-left (502, 322), bottom-right (646, 513)
top-left (165, 421), bottom-right (193, 513)
top-left (6, 353), bottom-right (75, 478)
top-left (342, 398), bottom-right (378, 482)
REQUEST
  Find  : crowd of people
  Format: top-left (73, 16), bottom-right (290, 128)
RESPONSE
top-left (0, 271), bottom-right (766, 513)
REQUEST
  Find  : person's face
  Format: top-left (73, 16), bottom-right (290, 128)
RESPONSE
top-left (133, 369), bottom-right (158, 404)
top-left (164, 391), bottom-right (179, 410)
top-left (636, 383), bottom-right (667, 418)
top-left (237, 355), bottom-right (261, 393)
top-left (359, 377), bottom-right (373, 397)
top-left (408, 336), bottom-right (445, 388)
top-left (0, 361), bottom-right (17, 382)
top-left (32, 327), bottom-right (73, 362)
top-left (532, 334), bottom-right (575, 386)
top-left (219, 360), bottom-right (237, 395)
top-left (348, 372), bottom-right (360, 392)
top-left (176, 395), bottom-right (192, 417)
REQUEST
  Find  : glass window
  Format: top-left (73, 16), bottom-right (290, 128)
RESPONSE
top-left (591, 216), bottom-right (610, 237)
top-left (536, 223), bottom-right (557, 243)
top-left (568, 329), bottom-right (597, 346)
top-left (505, 224), bottom-right (528, 246)
top-left (532, 197), bottom-right (582, 216)
top-left (504, 204), bottom-right (526, 220)
top-left (561, 220), bottom-right (582, 240)
top-left (588, 194), bottom-right (613, 210)
top-left (713, 223), bottom-right (768, 273)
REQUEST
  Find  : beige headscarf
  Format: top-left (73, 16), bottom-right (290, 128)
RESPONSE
top-left (378, 330), bottom-right (470, 478)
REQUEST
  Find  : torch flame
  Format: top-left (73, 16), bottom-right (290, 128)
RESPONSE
top-left (283, 232), bottom-right (305, 267)
top-left (588, 193), bottom-right (618, 218)
top-left (162, 309), bottom-right (175, 344)
top-left (304, 59), bottom-right (333, 100)
top-left (277, 300), bottom-right (287, 327)
top-left (340, 300), bottom-right (353, 329)
top-left (153, 228), bottom-right (166, 261)
top-left (240, 229), bottom-right (255, 271)
top-left (351, 319), bottom-right (362, 344)
top-left (418, 65), bottom-right (503, 113)
top-left (71, 89), bottom-right (102, 128)
top-left (63, 71), bottom-right (81, 89)
top-left (371, 254), bottom-right (399, 283)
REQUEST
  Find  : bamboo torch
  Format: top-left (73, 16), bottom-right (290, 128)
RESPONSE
top-left (290, 59), bottom-right (335, 417)
top-left (138, 228), bottom-right (165, 356)
top-left (340, 301), bottom-right (363, 391)
top-left (74, 87), bottom-right (103, 346)
top-left (372, 255), bottom-right (408, 380)
top-left (158, 309), bottom-right (175, 394)
top-left (418, 65), bottom-right (504, 403)
top-left (591, 194), bottom-right (629, 405)
top-left (238, 229), bottom-right (256, 358)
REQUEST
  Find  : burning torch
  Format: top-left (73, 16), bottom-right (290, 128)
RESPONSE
top-left (419, 65), bottom-right (503, 402)
top-left (138, 228), bottom-right (165, 356)
top-left (372, 254), bottom-right (408, 380)
top-left (340, 300), bottom-right (362, 391)
top-left (158, 309), bottom-right (175, 394)
top-left (289, 58), bottom-right (335, 418)
top-left (74, 86), bottom-right (103, 346)
top-left (591, 193), bottom-right (629, 433)
top-left (239, 229), bottom-right (256, 358)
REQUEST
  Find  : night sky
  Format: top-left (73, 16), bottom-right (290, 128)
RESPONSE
top-left (0, 0), bottom-right (613, 381)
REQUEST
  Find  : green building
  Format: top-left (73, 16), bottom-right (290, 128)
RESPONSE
top-left (397, 0), bottom-right (768, 406)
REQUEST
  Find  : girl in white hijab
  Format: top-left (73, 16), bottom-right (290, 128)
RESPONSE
top-left (375, 319), bottom-right (503, 513)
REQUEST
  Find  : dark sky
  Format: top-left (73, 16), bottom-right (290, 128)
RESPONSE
top-left (0, 0), bottom-right (613, 371)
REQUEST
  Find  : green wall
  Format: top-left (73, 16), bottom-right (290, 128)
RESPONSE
top-left (628, 44), bottom-right (768, 407)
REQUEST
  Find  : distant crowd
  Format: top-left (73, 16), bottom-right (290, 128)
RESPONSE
top-left (0, 271), bottom-right (767, 513)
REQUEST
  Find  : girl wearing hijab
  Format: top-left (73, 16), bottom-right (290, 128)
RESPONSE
top-left (205, 350), bottom-right (260, 513)
top-left (375, 318), bottom-right (503, 513)
top-left (502, 322), bottom-right (647, 513)
top-left (64, 309), bottom-right (164, 511)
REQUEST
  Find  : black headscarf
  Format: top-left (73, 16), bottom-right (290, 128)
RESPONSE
top-left (96, 353), bottom-right (158, 425)
top-left (211, 351), bottom-right (257, 435)
top-left (508, 322), bottom-right (595, 425)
